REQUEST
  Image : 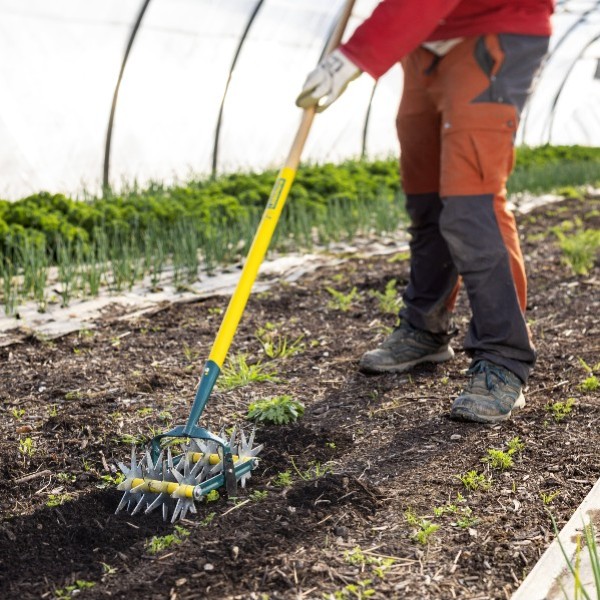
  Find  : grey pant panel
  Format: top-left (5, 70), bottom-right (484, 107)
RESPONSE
top-left (399, 193), bottom-right (458, 335)
top-left (473, 34), bottom-right (550, 114)
top-left (439, 194), bottom-right (535, 382)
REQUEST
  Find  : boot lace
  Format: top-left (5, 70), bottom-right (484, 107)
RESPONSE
top-left (467, 361), bottom-right (508, 390)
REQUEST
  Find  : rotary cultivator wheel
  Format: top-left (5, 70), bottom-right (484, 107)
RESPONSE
top-left (115, 427), bottom-right (262, 522)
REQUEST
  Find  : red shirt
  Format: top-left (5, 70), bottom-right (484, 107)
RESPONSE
top-left (341, 0), bottom-right (554, 79)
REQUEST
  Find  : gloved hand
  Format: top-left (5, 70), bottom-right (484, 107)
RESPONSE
top-left (296, 49), bottom-right (361, 112)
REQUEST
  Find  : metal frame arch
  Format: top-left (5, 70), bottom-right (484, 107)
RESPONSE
top-left (211, 0), bottom-right (267, 179)
top-left (103, 0), bottom-right (153, 193)
top-left (547, 32), bottom-right (600, 144)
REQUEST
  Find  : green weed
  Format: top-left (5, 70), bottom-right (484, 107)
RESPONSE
top-left (11, 408), bottom-right (25, 420)
top-left (55, 580), bottom-right (96, 598)
top-left (325, 286), bottom-right (360, 312)
top-left (540, 490), bottom-right (561, 505)
top-left (482, 449), bottom-right (514, 470)
top-left (18, 437), bottom-right (35, 458)
top-left (255, 324), bottom-right (305, 359)
top-left (145, 525), bottom-right (190, 555)
top-left (368, 279), bottom-right (402, 314)
top-left (247, 395), bottom-right (304, 425)
top-left (404, 508), bottom-right (440, 545)
top-left (546, 398), bottom-right (576, 422)
top-left (46, 493), bottom-right (73, 507)
top-left (205, 490), bottom-right (220, 503)
top-left (553, 227), bottom-right (600, 276)
top-left (219, 353), bottom-right (280, 390)
top-left (273, 470), bottom-right (293, 487)
top-left (457, 470), bottom-right (491, 491)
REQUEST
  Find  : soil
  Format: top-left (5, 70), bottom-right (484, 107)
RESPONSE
top-left (0, 195), bottom-right (598, 600)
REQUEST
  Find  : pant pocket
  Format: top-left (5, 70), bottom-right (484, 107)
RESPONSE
top-left (440, 104), bottom-right (517, 196)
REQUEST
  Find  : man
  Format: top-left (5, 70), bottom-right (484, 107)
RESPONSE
top-left (296, 0), bottom-right (553, 424)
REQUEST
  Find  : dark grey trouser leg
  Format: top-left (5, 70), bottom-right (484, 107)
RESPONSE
top-left (399, 193), bottom-right (459, 336)
top-left (439, 194), bottom-right (536, 382)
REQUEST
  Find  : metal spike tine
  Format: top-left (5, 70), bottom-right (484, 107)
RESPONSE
top-left (131, 494), bottom-right (146, 515)
top-left (171, 500), bottom-right (183, 523)
top-left (248, 443), bottom-right (264, 458)
top-left (115, 492), bottom-right (131, 514)
top-left (240, 429), bottom-right (248, 451)
top-left (167, 447), bottom-right (175, 470)
top-left (131, 481), bottom-right (147, 493)
top-left (228, 426), bottom-right (237, 450)
top-left (130, 446), bottom-right (137, 468)
top-left (248, 429), bottom-right (256, 450)
top-left (162, 502), bottom-right (169, 522)
top-left (117, 462), bottom-right (131, 477)
top-left (145, 494), bottom-right (165, 514)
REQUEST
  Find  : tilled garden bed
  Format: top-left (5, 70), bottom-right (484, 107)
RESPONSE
top-left (0, 195), bottom-right (598, 599)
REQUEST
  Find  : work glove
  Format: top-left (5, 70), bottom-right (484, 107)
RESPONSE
top-left (296, 49), bottom-right (361, 112)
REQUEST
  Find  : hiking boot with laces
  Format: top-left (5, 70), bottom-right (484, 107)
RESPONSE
top-left (450, 360), bottom-right (525, 424)
top-left (359, 321), bottom-right (454, 374)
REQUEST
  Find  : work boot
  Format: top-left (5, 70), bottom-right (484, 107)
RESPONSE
top-left (450, 360), bottom-right (525, 424)
top-left (359, 320), bottom-right (454, 374)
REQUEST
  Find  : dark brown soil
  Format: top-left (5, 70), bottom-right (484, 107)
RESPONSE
top-left (0, 195), bottom-right (598, 600)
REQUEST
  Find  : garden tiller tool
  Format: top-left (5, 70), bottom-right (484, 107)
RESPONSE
top-left (115, 0), bottom-right (356, 523)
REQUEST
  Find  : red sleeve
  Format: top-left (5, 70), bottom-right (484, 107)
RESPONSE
top-left (340, 0), bottom-right (463, 79)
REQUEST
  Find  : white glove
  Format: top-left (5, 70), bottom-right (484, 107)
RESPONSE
top-left (296, 49), bottom-right (361, 112)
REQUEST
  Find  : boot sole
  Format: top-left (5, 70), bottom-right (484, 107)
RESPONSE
top-left (450, 392), bottom-right (526, 424)
top-left (359, 347), bottom-right (455, 374)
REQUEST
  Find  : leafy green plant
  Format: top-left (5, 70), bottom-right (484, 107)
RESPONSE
top-left (47, 493), bottom-right (73, 507)
top-left (404, 508), bottom-right (439, 545)
top-left (506, 436), bottom-right (526, 456)
top-left (368, 279), bottom-right (402, 314)
top-left (250, 490), bottom-right (268, 501)
top-left (247, 395), bottom-right (304, 425)
top-left (273, 470), bottom-right (293, 487)
top-left (547, 398), bottom-right (576, 422)
top-left (540, 490), bottom-right (561, 505)
top-left (18, 437), bottom-right (35, 458)
top-left (200, 512), bottom-right (216, 527)
top-left (54, 580), bottom-right (96, 599)
top-left (328, 579), bottom-right (376, 600)
top-left (145, 525), bottom-right (190, 555)
top-left (325, 286), bottom-right (360, 312)
top-left (580, 376), bottom-right (599, 393)
top-left (11, 408), bottom-right (25, 420)
top-left (205, 490), bottom-right (220, 503)
top-left (482, 448), bottom-right (514, 470)
top-left (255, 324), bottom-right (305, 359)
top-left (219, 353), bottom-right (280, 390)
top-left (552, 227), bottom-right (600, 276)
top-left (457, 470), bottom-right (491, 491)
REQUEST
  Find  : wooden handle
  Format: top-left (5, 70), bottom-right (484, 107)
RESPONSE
top-left (284, 0), bottom-right (357, 169)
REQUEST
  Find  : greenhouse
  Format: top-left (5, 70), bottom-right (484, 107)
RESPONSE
top-left (0, 0), bottom-right (599, 199)
top-left (1, 2), bottom-right (600, 599)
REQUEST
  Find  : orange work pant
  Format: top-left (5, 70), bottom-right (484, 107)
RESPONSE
top-left (396, 34), bottom-right (548, 382)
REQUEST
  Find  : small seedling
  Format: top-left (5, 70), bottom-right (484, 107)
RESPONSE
top-left (137, 407), bottom-right (153, 417)
top-left (250, 490), bottom-right (268, 501)
top-left (57, 473), bottom-right (76, 484)
top-left (146, 525), bottom-right (190, 554)
top-left (255, 324), bottom-right (305, 360)
top-left (368, 279), bottom-right (402, 314)
top-left (200, 512), bottom-right (216, 527)
top-left (11, 408), bottom-right (25, 420)
top-left (540, 490), bottom-right (561, 505)
top-left (325, 286), bottom-right (360, 312)
top-left (247, 395), bottom-right (305, 425)
top-left (273, 470), bottom-right (293, 487)
top-left (546, 398), bottom-right (575, 422)
top-left (55, 580), bottom-right (96, 599)
top-left (482, 448), bottom-right (514, 470)
top-left (100, 562), bottom-right (117, 575)
top-left (330, 579), bottom-right (376, 599)
top-left (18, 437), bottom-right (35, 458)
top-left (96, 473), bottom-right (125, 489)
top-left (205, 490), bottom-right (220, 503)
top-left (457, 470), bottom-right (491, 491)
top-left (219, 353), bottom-right (280, 390)
top-left (47, 493), bottom-right (73, 508)
top-left (506, 436), bottom-right (526, 455)
top-left (580, 376), bottom-right (599, 393)
top-left (404, 508), bottom-right (440, 545)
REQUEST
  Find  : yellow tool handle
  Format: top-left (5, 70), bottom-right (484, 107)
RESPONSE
top-left (208, 0), bottom-right (357, 368)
